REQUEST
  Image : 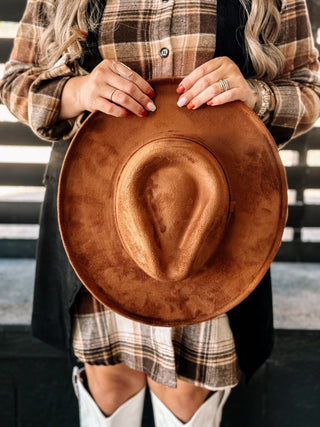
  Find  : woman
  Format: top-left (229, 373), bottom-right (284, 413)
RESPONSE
top-left (1, 0), bottom-right (320, 426)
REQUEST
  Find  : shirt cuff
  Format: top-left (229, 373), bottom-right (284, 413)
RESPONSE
top-left (28, 56), bottom-right (88, 141)
top-left (267, 82), bottom-right (304, 148)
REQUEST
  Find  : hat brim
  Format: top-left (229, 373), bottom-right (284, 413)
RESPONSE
top-left (58, 78), bottom-right (287, 326)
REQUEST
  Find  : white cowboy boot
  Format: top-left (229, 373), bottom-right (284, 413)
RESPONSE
top-left (150, 387), bottom-right (231, 427)
top-left (72, 366), bottom-right (146, 427)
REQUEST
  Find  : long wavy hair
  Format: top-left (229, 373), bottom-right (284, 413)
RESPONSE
top-left (39, 0), bottom-right (285, 80)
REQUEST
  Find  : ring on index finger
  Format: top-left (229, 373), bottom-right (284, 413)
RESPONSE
top-left (111, 61), bottom-right (134, 79)
top-left (218, 79), bottom-right (229, 92)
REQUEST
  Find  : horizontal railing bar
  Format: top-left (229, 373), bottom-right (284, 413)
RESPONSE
top-left (0, 123), bottom-right (51, 146)
top-left (0, 165), bottom-right (319, 189)
top-left (285, 166), bottom-right (320, 189)
top-left (287, 204), bottom-right (320, 227)
top-left (275, 242), bottom-right (320, 262)
top-left (2, 202), bottom-right (318, 227)
top-left (0, 0), bottom-right (319, 49)
top-left (0, 39), bottom-right (13, 64)
top-left (1, 239), bottom-right (319, 261)
top-left (2, 202), bottom-right (320, 229)
top-left (0, 122), bottom-right (318, 149)
top-left (1, 202), bottom-right (320, 228)
top-left (0, 163), bottom-right (45, 186)
top-left (284, 128), bottom-right (320, 151)
top-left (0, 238), bottom-right (36, 258)
top-left (0, 0), bottom-right (26, 21)
top-left (0, 201), bottom-right (41, 224)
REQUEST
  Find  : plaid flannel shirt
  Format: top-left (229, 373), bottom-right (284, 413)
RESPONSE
top-left (0, 0), bottom-right (320, 146)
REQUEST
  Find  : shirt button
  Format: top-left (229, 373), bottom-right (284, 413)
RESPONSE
top-left (160, 47), bottom-right (170, 58)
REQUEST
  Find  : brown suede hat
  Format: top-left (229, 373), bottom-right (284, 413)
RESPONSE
top-left (58, 78), bottom-right (287, 326)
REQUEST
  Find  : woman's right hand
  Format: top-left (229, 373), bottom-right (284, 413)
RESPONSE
top-left (59, 59), bottom-right (156, 120)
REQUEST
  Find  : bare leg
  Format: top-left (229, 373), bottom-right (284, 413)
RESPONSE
top-left (84, 363), bottom-right (147, 416)
top-left (148, 376), bottom-right (212, 423)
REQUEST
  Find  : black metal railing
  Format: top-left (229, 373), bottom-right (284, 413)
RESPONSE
top-left (0, 0), bottom-right (320, 261)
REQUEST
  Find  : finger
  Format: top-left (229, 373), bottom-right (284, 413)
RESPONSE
top-left (176, 58), bottom-right (225, 94)
top-left (103, 80), bottom-right (154, 116)
top-left (109, 61), bottom-right (155, 98)
top-left (106, 73), bottom-right (156, 114)
top-left (181, 82), bottom-right (223, 110)
top-left (177, 68), bottom-right (233, 108)
top-left (112, 77), bottom-right (157, 112)
top-left (95, 96), bottom-right (133, 118)
top-left (108, 88), bottom-right (148, 117)
top-left (178, 79), bottom-right (227, 109)
top-left (207, 87), bottom-right (243, 106)
top-left (104, 84), bottom-right (149, 117)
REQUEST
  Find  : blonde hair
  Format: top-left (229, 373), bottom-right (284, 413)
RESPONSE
top-left (39, 0), bottom-right (100, 66)
top-left (40, 0), bottom-right (285, 79)
top-left (240, 0), bottom-right (285, 79)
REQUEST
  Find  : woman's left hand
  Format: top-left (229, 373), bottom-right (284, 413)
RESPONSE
top-left (176, 56), bottom-right (257, 110)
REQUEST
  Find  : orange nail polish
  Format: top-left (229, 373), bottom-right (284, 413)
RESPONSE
top-left (176, 84), bottom-right (185, 94)
top-left (207, 101), bottom-right (213, 106)
top-left (187, 102), bottom-right (195, 110)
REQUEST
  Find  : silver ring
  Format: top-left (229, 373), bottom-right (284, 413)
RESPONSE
top-left (109, 88), bottom-right (117, 102)
top-left (111, 61), bottom-right (134, 79)
top-left (218, 79), bottom-right (229, 92)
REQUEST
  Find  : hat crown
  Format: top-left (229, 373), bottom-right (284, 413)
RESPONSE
top-left (116, 138), bottom-right (230, 281)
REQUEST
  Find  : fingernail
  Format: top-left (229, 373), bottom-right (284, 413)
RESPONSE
top-left (177, 96), bottom-right (188, 108)
top-left (148, 89), bottom-right (156, 98)
top-left (207, 101), bottom-right (214, 106)
top-left (176, 84), bottom-right (185, 94)
top-left (125, 110), bottom-right (132, 116)
top-left (146, 101), bottom-right (157, 112)
top-left (187, 102), bottom-right (195, 110)
top-left (141, 110), bottom-right (148, 117)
